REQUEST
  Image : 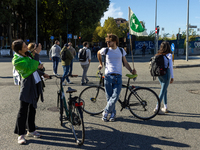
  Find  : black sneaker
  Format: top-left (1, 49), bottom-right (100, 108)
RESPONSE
top-left (81, 82), bottom-right (86, 86)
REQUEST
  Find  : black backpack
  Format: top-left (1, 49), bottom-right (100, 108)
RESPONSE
top-left (79, 48), bottom-right (87, 62)
top-left (104, 47), bottom-right (125, 66)
top-left (61, 48), bottom-right (67, 61)
top-left (150, 54), bottom-right (169, 80)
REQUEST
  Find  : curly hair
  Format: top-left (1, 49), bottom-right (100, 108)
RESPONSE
top-left (105, 33), bottom-right (119, 46)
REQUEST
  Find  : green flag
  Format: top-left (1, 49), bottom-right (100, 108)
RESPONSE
top-left (129, 7), bottom-right (147, 36)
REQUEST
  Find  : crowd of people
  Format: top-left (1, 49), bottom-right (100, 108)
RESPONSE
top-left (12, 34), bottom-right (174, 144)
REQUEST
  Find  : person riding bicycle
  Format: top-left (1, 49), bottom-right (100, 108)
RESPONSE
top-left (97, 33), bottom-right (136, 121)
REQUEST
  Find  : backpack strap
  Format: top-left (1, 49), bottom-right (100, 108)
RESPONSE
top-left (104, 47), bottom-right (124, 66)
top-left (163, 55), bottom-right (169, 68)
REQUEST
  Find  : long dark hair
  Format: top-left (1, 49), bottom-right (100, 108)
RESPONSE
top-left (157, 41), bottom-right (172, 55)
top-left (12, 39), bottom-right (24, 54)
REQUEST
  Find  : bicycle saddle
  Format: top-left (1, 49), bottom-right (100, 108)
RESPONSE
top-left (126, 74), bottom-right (138, 79)
top-left (66, 87), bottom-right (77, 93)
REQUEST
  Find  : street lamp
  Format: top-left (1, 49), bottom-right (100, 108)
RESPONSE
top-left (36, 0), bottom-right (38, 43)
top-left (154, 0), bottom-right (157, 54)
top-left (186, 0), bottom-right (189, 61)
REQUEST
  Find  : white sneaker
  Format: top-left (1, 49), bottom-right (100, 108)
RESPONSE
top-left (161, 108), bottom-right (169, 113)
top-left (26, 131), bottom-right (41, 138)
top-left (18, 135), bottom-right (26, 144)
top-left (62, 82), bottom-right (66, 86)
top-left (109, 113), bottom-right (116, 122)
top-left (67, 81), bottom-right (73, 84)
top-left (102, 111), bottom-right (108, 122)
top-left (158, 109), bottom-right (165, 115)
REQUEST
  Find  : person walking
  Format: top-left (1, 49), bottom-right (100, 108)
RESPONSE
top-left (12, 39), bottom-right (49, 144)
top-left (60, 43), bottom-right (73, 85)
top-left (49, 40), bottom-right (61, 75)
top-left (78, 41), bottom-right (91, 85)
top-left (154, 41), bottom-right (174, 114)
top-left (68, 42), bottom-right (76, 77)
top-left (97, 34), bottom-right (136, 122)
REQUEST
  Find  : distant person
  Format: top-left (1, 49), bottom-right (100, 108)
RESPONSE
top-left (153, 41), bottom-right (174, 114)
top-left (49, 40), bottom-right (61, 75)
top-left (142, 44), bottom-right (146, 57)
top-left (97, 34), bottom-right (136, 122)
top-left (92, 46), bottom-right (97, 58)
top-left (12, 39), bottom-right (49, 144)
top-left (68, 42), bottom-right (76, 77)
top-left (75, 45), bottom-right (79, 60)
top-left (60, 43), bottom-right (73, 85)
top-left (78, 41), bottom-right (91, 85)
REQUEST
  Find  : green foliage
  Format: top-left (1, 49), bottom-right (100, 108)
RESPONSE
top-left (0, 0), bottom-right (109, 45)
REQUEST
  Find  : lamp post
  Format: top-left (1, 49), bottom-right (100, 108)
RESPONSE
top-left (36, 0), bottom-right (38, 43)
top-left (154, 0), bottom-right (157, 54)
top-left (186, 0), bottom-right (189, 61)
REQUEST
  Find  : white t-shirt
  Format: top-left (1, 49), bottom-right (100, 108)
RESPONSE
top-left (164, 53), bottom-right (174, 78)
top-left (100, 47), bottom-right (126, 75)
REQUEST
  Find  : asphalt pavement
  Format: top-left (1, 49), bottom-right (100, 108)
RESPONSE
top-left (0, 54), bottom-right (200, 150)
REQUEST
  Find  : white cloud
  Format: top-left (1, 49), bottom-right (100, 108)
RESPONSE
top-left (100, 3), bottom-right (123, 26)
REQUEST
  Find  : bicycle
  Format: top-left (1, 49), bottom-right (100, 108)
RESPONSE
top-left (49, 75), bottom-right (85, 145)
top-left (79, 70), bottom-right (160, 120)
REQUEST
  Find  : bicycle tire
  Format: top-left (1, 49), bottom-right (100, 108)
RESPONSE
top-left (79, 86), bottom-right (105, 115)
top-left (59, 92), bottom-right (64, 126)
top-left (70, 106), bottom-right (85, 145)
top-left (128, 87), bottom-right (160, 120)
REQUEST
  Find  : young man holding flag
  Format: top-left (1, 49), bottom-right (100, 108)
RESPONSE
top-left (97, 34), bottom-right (136, 122)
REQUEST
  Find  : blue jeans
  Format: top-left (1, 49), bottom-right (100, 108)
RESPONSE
top-left (62, 65), bottom-right (70, 83)
top-left (158, 68), bottom-right (170, 105)
top-left (52, 56), bottom-right (60, 74)
top-left (104, 74), bottom-right (122, 114)
top-left (69, 59), bottom-right (73, 76)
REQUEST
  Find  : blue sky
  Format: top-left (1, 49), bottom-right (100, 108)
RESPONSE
top-left (100, 0), bottom-right (200, 37)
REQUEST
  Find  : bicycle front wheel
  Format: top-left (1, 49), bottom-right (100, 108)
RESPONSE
top-left (70, 106), bottom-right (85, 145)
top-left (128, 87), bottom-right (160, 120)
top-left (79, 86), bottom-right (105, 115)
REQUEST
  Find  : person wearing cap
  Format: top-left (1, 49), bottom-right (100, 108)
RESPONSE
top-left (60, 43), bottom-right (73, 85)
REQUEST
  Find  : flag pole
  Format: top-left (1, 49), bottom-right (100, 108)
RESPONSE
top-left (129, 7), bottom-right (135, 69)
top-left (129, 34), bottom-right (134, 69)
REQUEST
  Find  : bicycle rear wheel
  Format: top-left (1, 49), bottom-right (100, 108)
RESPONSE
top-left (128, 87), bottom-right (160, 120)
top-left (79, 86), bottom-right (105, 115)
top-left (70, 106), bottom-right (85, 145)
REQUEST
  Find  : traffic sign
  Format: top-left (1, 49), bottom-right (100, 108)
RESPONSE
top-left (189, 25), bottom-right (197, 28)
top-left (50, 36), bottom-right (54, 40)
top-left (74, 35), bottom-right (77, 39)
top-left (171, 43), bottom-right (175, 52)
top-left (68, 34), bottom-right (72, 39)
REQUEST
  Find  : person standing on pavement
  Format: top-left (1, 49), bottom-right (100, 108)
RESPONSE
top-left (142, 44), bottom-right (146, 57)
top-left (49, 40), bottom-right (61, 75)
top-left (97, 34), bottom-right (136, 122)
top-left (68, 42), bottom-right (76, 77)
top-left (12, 39), bottom-right (50, 144)
top-left (75, 44), bottom-right (79, 60)
top-left (60, 43), bottom-right (73, 85)
top-left (154, 41), bottom-right (174, 114)
top-left (78, 41), bottom-right (91, 85)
